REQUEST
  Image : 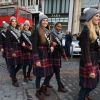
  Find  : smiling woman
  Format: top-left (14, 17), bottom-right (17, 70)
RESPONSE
top-left (78, 8), bottom-right (100, 100)
top-left (32, 14), bottom-right (53, 100)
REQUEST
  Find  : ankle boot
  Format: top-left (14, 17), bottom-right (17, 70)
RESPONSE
top-left (85, 96), bottom-right (92, 100)
top-left (24, 77), bottom-right (28, 83)
top-left (58, 82), bottom-right (67, 93)
top-left (27, 72), bottom-right (32, 81)
top-left (12, 78), bottom-right (19, 87)
top-left (46, 84), bottom-right (53, 88)
top-left (35, 89), bottom-right (45, 100)
top-left (40, 85), bottom-right (50, 96)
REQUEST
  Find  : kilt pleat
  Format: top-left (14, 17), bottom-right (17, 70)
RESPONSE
top-left (33, 45), bottom-right (53, 77)
top-left (79, 65), bottom-right (99, 89)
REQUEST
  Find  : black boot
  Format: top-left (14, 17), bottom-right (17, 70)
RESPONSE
top-left (12, 78), bottom-right (19, 87)
top-left (35, 89), bottom-right (45, 100)
top-left (27, 72), bottom-right (32, 81)
top-left (23, 76), bottom-right (28, 83)
top-left (40, 85), bottom-right (50, 96)
top-left (58, 82), bottom-right (67, 93)
top-left (46, 84), bottom-right (53, 88)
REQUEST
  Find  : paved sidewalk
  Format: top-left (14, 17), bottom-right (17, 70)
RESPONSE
top-left (0, 53), bottom-right (59, 100)
top-left (0, 53), bottom-right (100, 100)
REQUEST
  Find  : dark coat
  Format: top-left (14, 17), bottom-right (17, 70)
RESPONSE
top-left (20, 31), bottom-right (33, 65)
top-left (0, 30), bottom-right (7, 57)
top-left (32, 30), bottom-right (53, 77)
top-left (5, 27), bottom-right (22, 66)
top-left (50, 31), bottom-right (67, 68)
top-left (79, 25), bottom-right (99, 89)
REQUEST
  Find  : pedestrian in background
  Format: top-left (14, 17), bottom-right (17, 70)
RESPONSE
top-left (20, 20), bottom-right (33, 82)
top-left (32, 14), bottom-right (53, 100)
top-left (78, 8), bottom-right (100, 100)
top-left (5, 16), bottom-right (22, 87)
top-left (64, 31), bottom-right (72, 57)
top-left (46, 22), bottom-right (68, 93)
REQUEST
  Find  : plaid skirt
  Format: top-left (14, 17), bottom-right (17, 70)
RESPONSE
top-left (33, 46), bottom-right (53, 77)
top-left (79, 64), bottom-right (99, 89)
top-left (5, 48), bottom-right (22, 66)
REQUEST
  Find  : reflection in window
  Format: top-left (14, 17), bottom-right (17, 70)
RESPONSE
top-left (0, 8), bottom-right (7, 16)
top-left (8, 7), bottom-right (15, 15)
top-left (19, 10), bottom-right (26, 17)
top-left (0, 8), bottom-right (15, 16)
top-left (19, 9), bottom-right (32, 19)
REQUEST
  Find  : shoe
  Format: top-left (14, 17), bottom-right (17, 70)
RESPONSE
top-left (58, 86), bottom-right (67, 93)
top-left (85, 96), bottom-right (92, 100)
top-left (46, 84), bottom-right (53, 88)
top-left (24, 78), bottom-right (28, 83)
top-left (12, 78), bottom-right (19, 87)
top-left (12, 81), bottom-right (19, 87)
top-left (40, 85), bottom-right (50, 96)
top-left (58, 82), bottom-right (68, 93)
top-left (35, 90), bottom-right (45, 100)
top-left (27, 73), bottom-right (32, 81)
top-left (27, 76), bottom-right (32, 81)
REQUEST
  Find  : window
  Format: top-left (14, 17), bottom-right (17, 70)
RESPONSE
top-left (19, 10), bottom-right (26, 17)
top-left (26, 13), bottom-right (32, 19)
top-left (36, 0), bottom-right (38, 5)
top-left (21, 0), bottom-right (25, 6)
top-left (0, 8), bottom-right (7, 16)
top-left (8, 7), bottom-right (15, 15)
top-left (28, 0), bottom-right (33, 6)
top-left (19, 9), bottom-right (32, 19)
top-left (0, 8), bottom-right (15, 16)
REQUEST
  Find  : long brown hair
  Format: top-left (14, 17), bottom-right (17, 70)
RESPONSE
top-left (38, 27), bottom-right (46, 44)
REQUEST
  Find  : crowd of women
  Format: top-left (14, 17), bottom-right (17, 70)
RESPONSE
top-left (0, 14), bottom-right (68, 100)
top-left (0, 7), bottom-right (100, 100)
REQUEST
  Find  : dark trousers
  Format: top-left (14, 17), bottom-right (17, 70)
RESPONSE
top-left (23, 63), bottom-right (32, 78)
top-left (78, 87), bottom-right (93, 100)
top-left (45, 66), bottom-right (62, 86)
top-left (9, 64), bottom-right (22, 79)
top-left (35, 75), bottom-right (52, 89)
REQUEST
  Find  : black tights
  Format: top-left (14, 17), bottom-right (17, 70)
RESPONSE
top-left (9, 64), bottom-right (21, 79)
top-left (45, 67), bottom-right (62, 86)
top-left (35, 75), bottom-right (52, 89)
top-left (78, 87), bottom-right (93, 100)
top-left (23, 64), bottom-right (32, 78)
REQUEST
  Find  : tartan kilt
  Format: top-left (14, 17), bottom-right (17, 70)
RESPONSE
top-left (22, 52), bottom-right (33, 65)
top-left (5, 45), bottom-right (22, 66)
top-left (33, 46), bottom-right (53, 77)
top-left (51, 47), bottom-right (61, 68)
top-left (79, 65), bottom-right (99, 89)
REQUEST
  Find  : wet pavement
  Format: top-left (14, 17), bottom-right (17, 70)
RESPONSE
top-left (0, 53), bottom-right (100, 100)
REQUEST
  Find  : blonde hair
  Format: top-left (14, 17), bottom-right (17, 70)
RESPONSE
top-left (85, 20), bottom-right (97, 43)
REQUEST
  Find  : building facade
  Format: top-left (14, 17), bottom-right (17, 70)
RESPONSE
top-left (41, 0), bottom-right (100, 34)
top-left (0, 0), bottom-right (100, 34)
top-left (0, 0), bottom-right (39, 13)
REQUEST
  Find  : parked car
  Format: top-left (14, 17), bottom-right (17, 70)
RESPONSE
top-left (70, 40), bottom-right (81, 56)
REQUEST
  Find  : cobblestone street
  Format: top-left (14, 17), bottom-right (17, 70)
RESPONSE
top-left (0, 53), bottom-right (100, 100)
